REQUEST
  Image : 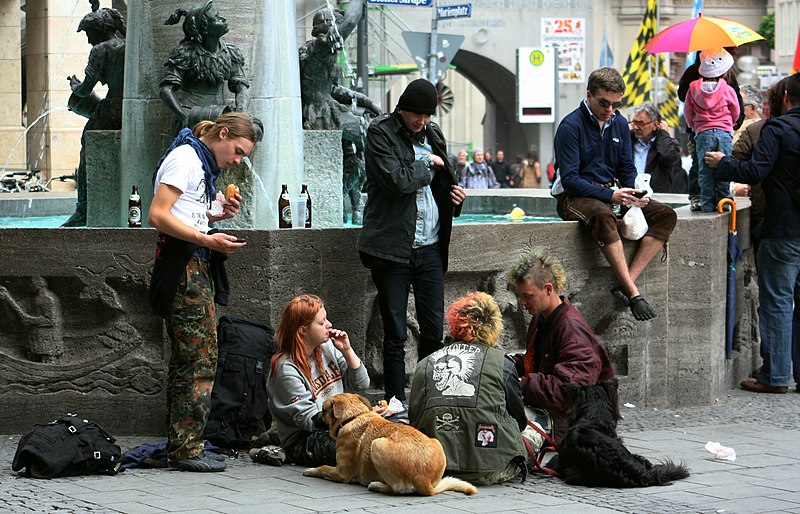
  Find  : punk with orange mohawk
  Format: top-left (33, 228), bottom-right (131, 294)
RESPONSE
top-left (410, 291), bottom-right (528, 485)
top-left (445, 291), bottom-right (503, 347)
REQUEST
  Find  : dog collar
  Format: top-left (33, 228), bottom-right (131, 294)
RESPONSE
top-left (335, 414), bottom-right (359, 436)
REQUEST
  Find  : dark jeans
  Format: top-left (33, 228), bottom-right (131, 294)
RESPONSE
top-left (363, 245), bottom-right (445, 401)
top-left (756, 238), bottom-right (800, 386)
top-left (694, 129), bottom-right (733, 212)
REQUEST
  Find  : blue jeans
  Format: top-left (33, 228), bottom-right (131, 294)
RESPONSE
top-left (366, 244), bottom-right (445, 401)
top-left (694, 129), bottom-right (733, 212)
top-left (756, 238), bottom-right (800, 387)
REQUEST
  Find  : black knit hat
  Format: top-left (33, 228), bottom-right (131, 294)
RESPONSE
top-left (397, 78), bottom-right (438, 115)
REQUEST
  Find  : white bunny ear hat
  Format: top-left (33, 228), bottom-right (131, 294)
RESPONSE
top-left (698, 47), bottom-right (734, 78)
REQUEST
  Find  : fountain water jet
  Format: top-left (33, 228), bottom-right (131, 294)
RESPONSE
top-left (1, 107), bottom-right (68, 175)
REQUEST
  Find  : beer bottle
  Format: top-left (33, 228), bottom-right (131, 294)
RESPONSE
top-left (128, 185), bottom-right (142, 227)
top-left (278, 184), bottom-right (291, 228)
top-left (300, 184), bottom-right (312, 228)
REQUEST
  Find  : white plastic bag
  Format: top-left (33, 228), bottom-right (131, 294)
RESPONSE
top-left (621, 205), bottom-right (649, 240)
top-left (705, 441), bottom-right (736, 461)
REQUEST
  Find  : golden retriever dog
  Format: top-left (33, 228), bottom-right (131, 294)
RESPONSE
top-left (303, 393), bottom-right (477, 496)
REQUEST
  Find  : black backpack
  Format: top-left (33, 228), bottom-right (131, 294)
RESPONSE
top-left (12, 414), bottom-right (122, 479)
top-left (204, 315), bottom-right (276, 449)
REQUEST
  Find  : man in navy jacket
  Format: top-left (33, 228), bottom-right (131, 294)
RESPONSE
top-left (551, 68), bottom-right (677, 321)
top-left (705, 73), bottom-right (800, 394)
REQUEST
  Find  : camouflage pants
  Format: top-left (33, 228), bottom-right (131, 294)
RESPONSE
top-left (165, 258), bottom-right (217, 460)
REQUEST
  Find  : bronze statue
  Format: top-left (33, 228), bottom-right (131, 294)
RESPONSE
top-left (299, 1), bottom-right (381, 224)
top-left (160, 0), bottom-right (249, 130)
top-left (63, 0), bottom-right (126, 227)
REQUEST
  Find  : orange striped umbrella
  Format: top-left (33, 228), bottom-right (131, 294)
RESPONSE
top-left (644, 13), bottom-right (764, 53)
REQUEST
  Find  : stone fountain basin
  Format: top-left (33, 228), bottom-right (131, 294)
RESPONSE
top-left (0, 190), bottom-right (756, 435)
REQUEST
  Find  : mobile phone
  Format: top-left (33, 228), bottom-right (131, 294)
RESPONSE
top-left (632, 190), bottom-right (647, 199)
top-left (234, 239), bottom-right (247, 244)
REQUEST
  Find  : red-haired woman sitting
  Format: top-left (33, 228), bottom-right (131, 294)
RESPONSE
top-left (265, 294), bottom-right (370, 466)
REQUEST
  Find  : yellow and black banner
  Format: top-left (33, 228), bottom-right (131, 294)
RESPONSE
top-left (620, 0), bottom-right (680, 128)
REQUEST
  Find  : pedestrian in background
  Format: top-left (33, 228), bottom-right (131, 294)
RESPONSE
top-left (704, 73), bottom-right (800, 395)
top-left (461, 148), bottom-right (500, 189)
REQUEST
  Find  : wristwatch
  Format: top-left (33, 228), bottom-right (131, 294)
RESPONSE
top-left (420, 155), bottom-right (433, 169)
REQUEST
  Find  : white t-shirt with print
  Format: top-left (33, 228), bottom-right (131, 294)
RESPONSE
top-left (153, 145), bottom-right (210, 234)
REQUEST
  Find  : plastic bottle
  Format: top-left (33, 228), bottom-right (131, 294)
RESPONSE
top-left (300, 184), bottom-right (312, 228)
top-left (278, 184), bottom-right (291, 229)
top-left (128, 185), bottom-right (142, 227)
top-left (610, 185), bottom-right (621, 217)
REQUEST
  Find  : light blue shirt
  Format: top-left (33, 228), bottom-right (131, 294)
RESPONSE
top-left (412, 138), bottom-right (439, 248)
top-left (633, 138), bottom-right (652, 175)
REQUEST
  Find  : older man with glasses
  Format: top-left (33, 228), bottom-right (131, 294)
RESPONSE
top-left (629, 102), bottom-right (688, 194)
top-left (550, 67), bottom-right (677, 322)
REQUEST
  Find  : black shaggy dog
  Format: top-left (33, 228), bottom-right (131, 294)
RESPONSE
top-left (552, 378), bottom-right (690, 487)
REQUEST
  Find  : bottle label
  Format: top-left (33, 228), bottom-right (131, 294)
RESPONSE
top-left (130, 194), bottom-right (140, 202)
top-left (128, 206), bottom-right (142, 224)
top-left (281, 205), bottom-right (292, 223)
top-left (281, 193), bottom-right (290, 200)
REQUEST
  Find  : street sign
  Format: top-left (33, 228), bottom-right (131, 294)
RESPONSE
top-left (402, 31), bottom-right (464, 81)
top-left (517, 47), bottom-right (555, 123)
top-left (367, 0), bottom-right (433, 6)
top-left (437, 3), bottom-right (471, 19)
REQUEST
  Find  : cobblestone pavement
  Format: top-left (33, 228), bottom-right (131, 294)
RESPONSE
top-left (2, 388), bottom-right (800, 514)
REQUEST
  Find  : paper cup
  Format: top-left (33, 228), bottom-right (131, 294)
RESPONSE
top-left (290, 197), bottom-right (306, 228)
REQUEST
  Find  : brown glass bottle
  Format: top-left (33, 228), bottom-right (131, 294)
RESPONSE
top-left (278, 184), bottom-right (291, 228)
top-left (128, 185), bottom-right (142, 227)
top-left (300, 184), bottom-right (312, 228)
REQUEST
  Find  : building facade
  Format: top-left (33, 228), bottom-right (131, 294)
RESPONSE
top-left (2, 0), bottom-right (788, 180)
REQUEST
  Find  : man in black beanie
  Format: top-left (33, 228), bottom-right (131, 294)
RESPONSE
top-left (357, 78), bottom-right (467, 410)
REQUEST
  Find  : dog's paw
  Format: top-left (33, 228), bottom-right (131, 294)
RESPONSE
top-left (367, 481), bottom-right (391, 494)
top-left (303, 468), bottom-right (318, 477)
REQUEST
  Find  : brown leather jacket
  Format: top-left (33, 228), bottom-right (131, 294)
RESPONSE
top-left (517, 298), bottom-right (615, 444)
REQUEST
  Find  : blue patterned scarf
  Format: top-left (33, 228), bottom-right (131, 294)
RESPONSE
top-left (152, 128), bottom-right (222, 206)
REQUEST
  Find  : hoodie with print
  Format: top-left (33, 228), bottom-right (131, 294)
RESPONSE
top-left (684, 77), bottom-right (740, 134)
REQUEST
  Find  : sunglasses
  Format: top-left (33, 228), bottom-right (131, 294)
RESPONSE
top-left (631, 119), bottom-right (655, 127)
top-left (595, 97), bottom-right (622, 109)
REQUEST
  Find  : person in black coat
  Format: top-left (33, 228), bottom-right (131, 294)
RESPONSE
top-left (629, 102), bottom-right (688, 194)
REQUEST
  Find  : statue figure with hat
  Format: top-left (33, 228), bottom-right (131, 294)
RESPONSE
top-left (299, 0), bottom-right (382, 224)
top-left (63, 0), bottom-right (126, 227)
top-left (160, 0), bottom-right (249, 132)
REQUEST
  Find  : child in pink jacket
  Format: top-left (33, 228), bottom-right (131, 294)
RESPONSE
top-left (684, 48), bottom-right (740, 212)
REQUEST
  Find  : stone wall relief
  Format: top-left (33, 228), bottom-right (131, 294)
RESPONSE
top-left (0, 255), bottom-right (165, 397)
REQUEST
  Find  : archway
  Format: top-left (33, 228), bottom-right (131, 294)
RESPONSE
top-left (450, 49), bottom-right (544, 166)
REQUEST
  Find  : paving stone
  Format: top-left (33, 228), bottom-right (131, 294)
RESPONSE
top-left (2, 389), bottom-right (800, 513)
